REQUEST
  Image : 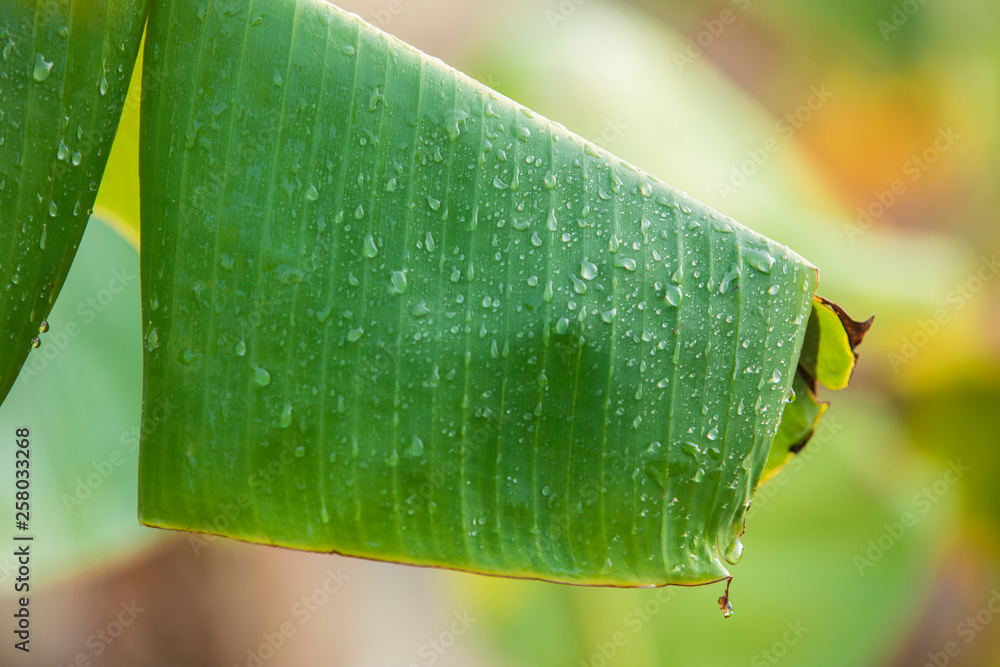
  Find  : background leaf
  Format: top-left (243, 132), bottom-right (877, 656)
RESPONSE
top-left (0, 0), bottom-right (147, 405)
top-left (0, 217), bottom-right (161, 584)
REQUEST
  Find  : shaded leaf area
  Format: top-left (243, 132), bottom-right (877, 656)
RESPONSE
top-left (138, 0), bottom-right (818, 587)
top-left (0, 0), bottom-right (148, 405)
top-left (0, 218), bottom-right (161, 583)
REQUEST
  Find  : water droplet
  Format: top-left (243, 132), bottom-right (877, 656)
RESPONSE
top-left (354, 204), bottom-right (365, 219)
top-left (424, 231), bottom-right (435, 253)
top-left (71, 151), bottom-right (82, 165)
top-left (556, 318), bottom-right (570, 334)
top-left (347, 328), bottom-right (364, 342)
top-left (569, 275), bottom-right (587, 295)
top-left (31, 337), bottom-right (41, 349)
top-left (362, 234), bottom-right (378, 258)
top-left (406, 435), bottom-right (424, 457)
top-left (427, 195), bottom-right (441, 211)
top-left (280, 402), bottom-right (293, 428)
top-left (411, 300), bottom-right (431, 318)
top-left (719, 266), bottom-right (741, 293)
top-left (530, 231), bottom-right (543, 247)
top-left (543, 280), bottom-right (554, 303)
top-left (48, 201), bottom-right (58, 217)
top-left (32, 54), bottom-right (53, 81)
top-left (234, 340), bottom-right (247, 356)
top-left (57, 139), bottom-right (69, 161)
top-left (768, 284), bottom-right (781, 296)
top-left (179, 348), bottom-right (200, 365)
top-left (744, 248), bottom-right (775, 274)
top-left (305, 184), bottom-right (319, 201)
top-left (719, 596), bottom-right (734, 618)
top-left (144, 327), bottom-right (160, 351)
top-left (391, 270), bottom-right (407, 294)
top-left (580, 259), bottom-right (598, 280)
top-left (99, 69), bottom-right (108, 95)
top-left (601, 309), bottom-right (617, 324)
top-left (665, 284), bottom-right (683, 307)
top-left (771, 369), bottom-right (782, 384)
top-left (657, 378), bottom-right (669, 389)
top-left (38, 320), bottom-right (48, 334)
top-left (724, 537), bottom-right (744, 564)
top-left (706, 427), bottom-right (719, 441)
top-left (614, 257), bottom-right (637, 272)
top-left (251, 363), bottom-right (271, 386)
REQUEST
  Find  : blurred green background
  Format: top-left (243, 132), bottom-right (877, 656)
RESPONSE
top-left (1, 0), bottom-right (998, 665)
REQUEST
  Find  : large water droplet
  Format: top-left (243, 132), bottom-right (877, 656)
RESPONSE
top-left (665, 284), bottom-right (683, 307)
top-left (580, 259), bottom-right (598, 281)
top-left (144, 327), bottom-right (160, 351)
top-left (362, 234), bottom-right (378, 258)
top-left (279, 402), bottom-right (293, 428)
top-left (744, 248), bottom-right (775, 274)
top-left (347, 328), bottom-right (364, 342)
top-left (251, 364), bottom-right (271, 386)
top-left (724, 537), bottom-right (744, 564)
top-left (406, 435), bottom-right (424, 457)
top-left (32, 53), bottom-right (53, 81)
top-left (391, 270), bottom-right (407, 294)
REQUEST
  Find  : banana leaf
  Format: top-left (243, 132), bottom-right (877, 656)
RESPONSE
top-left (0, 0), bottom-right (148, 404)
top-left (136, 0), bottom-right (866, 588)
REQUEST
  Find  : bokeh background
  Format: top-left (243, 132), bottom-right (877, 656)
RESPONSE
top-left (2, 0), bottom-right (999, 665)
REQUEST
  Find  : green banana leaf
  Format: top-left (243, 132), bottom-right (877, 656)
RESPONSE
top-left (0, 0), bottom-right (148, 405)
top-left (136, 0), bottom-right (865, 589)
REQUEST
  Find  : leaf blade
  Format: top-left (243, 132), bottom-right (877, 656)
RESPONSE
top-left (138, 0), bottom-right (820, 587)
